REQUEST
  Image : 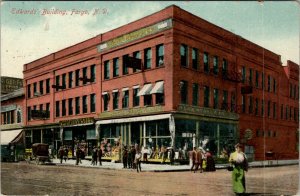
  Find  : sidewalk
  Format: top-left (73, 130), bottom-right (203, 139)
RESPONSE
top-left (50, 158), bottom-right (299, 172)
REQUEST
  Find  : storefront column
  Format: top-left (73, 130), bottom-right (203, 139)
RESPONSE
top-left (143, 122), bottom-right (146, 147)
top-left (41, 129), bottom-right (43, 143)
top-left (196, 121), bottom-right (200, 147)
top-left (96, 124), bottom-right (100, 146)
top-left (217, 124), bottom-right (220, 157)
top-left (140, 123), bottom-right (143, 146)
top-left (128, 123), bottom-right (131, 146)
top-left (169, 115), bottom-right (175, 148)
top-left (60, 127), bottom-right (63, 144)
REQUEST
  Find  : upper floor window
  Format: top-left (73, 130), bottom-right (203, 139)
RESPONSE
top-left (249, 96), bottom-right (253, 114)
top-left (273, 102), bottom-right (276, 119)
top-left (62, 73), bottom-right (66, 88)
top-left (75, 69), bottom-right (80, 86)
top-left (113, 91), bottom-right (119, 110)
top-left (222, 59), bottom-right (228, 76)
top-left (180, 80), bottom-right (188, 104)
top-left (213, 56), bottom-right (218, 75)
top-left (231, 92), bottom-right (236, 112)
top-left (204, 86), bottom-right (210, 107)
top-left (55, 101), bottom-right (60, 117)
top-left (90, 64), bottom-right (96, 83)
top-left (27, 106), bottom-right (31, 121)
top-left (133, 51), bottom-right (141, 72)
top-left (102, 93), bottom-right (109, 111)
top-left (27, 84), bottom-right (31, 98)
top-left (55, 76), bottom-right (60, 92)
top-left (222, 90), bottom-right (228, 110)
top-left (90, 94), bottom-right (96, 113)
top-left (68, 98), bottom-right (73, 115)
top-left (75, 97), bottom-right (80, 114)
top-left (261, 100), bottom-right (265, 116)
top-left (17, 110), bottom-right (21, 123)
top-left (46, 79), bottom-right (50, 94)
top-left (255, 98), bottom-right (259, 116)
top-left (33, 82), bottom-right (37, 94)
top-left (82, 67), bottom-right (87, 85)
top-left (267, 100), bottom-right (271, 118)
top-left (68, 72), bottom-right (73, 88)
top-left (241, 66), bottom-right (246, 83)
top-left (255, 70), bottom-right (259, 88)
top-left (156, 44), bottom-right (164, 67)
top-left (204, 52), bottom-right (209, 73)
top-left (113, 58), bottom-right (119, 77)
top-left (133, 87), bottom-right (140, 107)
top-left (242, 95), bottom-right (246, 113)
top-left (262, 73), bottom-right (265, 90)
top-left (213, 88), bottom-right (219, 109)
top-left (123, 55), bottom-right (129, 75)
top-left (104, 60), bottom-right (110, 79)
top-left (82, 95), bottom-right (87, 113)
top-left (122, 89), bottom-right (129, 108)
top-left (180, 44), bottom-right (188, 67)
top-left (39, 81), bottom-right (44, 95)
top-left (267, 75), bottom-right (271, 92)
top-left (62, 99), bottom-right (66, 116)
top-left (249, 68), bottom-right (253, 85)
top-left (192, 48), bottom-right (199, 70)
top-left (192, 83), bottom-right (199, 106)
top-left (144, 48), bottom-right (152, 70)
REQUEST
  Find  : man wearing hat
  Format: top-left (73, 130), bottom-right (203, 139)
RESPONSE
top-left (229, 143), bottom-right (248, 195)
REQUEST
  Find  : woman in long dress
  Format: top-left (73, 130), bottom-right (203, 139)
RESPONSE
top-left (229, 143), bottom-right (248, 195)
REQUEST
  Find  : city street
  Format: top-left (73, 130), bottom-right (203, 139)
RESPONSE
top-left (1, 162), bottom-right (299, 196)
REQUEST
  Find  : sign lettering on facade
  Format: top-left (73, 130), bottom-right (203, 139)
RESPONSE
top-left (177, 104), bottom-right (239, 120)
top-left (60, 117), bottom-right (94, 127)
top-left (1, 77), bottom-right (23, 93)
top-left (98, 19), bottom-right (172, 52)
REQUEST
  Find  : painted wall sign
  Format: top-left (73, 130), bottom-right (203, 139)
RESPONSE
top-left (97, 18), bottom-right (172, 52)
top-left (60, 117), bottom-right (95, 127)
top-left (1, 77), bottom-right (23, 94)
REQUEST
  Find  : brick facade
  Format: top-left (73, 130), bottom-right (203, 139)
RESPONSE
top-left (23, 5), bottom-right (298, 160)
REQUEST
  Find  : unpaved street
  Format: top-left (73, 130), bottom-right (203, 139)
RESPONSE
top-left (1, 162), bottom-right (299, 196)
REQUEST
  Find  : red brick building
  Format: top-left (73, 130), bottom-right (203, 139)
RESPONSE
top-left (23, 5), bottom-right (298, 161)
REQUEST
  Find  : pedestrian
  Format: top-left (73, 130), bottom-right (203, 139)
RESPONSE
top-left (122, 146), bottom-right (128, 169)
top-left (91, 146), bottom-right (98, 166)
top-left (135, 149), bottom-right (142, 173)
top-left (58, 146), bottom-right (64, 164)
top-left (205, 148), bottom-right (216, 172)
top-left (63, 146), bottom-right (68, 162)
top-left (190, 147), bottom-right (197, 172)
top-left (75, 147), bottom-right (81, 165)
top-left (131, 145), bottom-right (136, 169)
top-left (229, 143), bottom-right (248, 195)
top-left (127, 146), bottom-right (132, 168)
top-left (98, 146), bottom-right (102, 166)
top-left (194, 148), bottom-right (203, 173)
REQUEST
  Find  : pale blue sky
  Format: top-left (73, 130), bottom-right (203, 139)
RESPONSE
top-left (1, 1), bottom-right (299, 78)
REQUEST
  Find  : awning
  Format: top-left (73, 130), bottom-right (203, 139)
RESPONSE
top-left (137, 83), bottom-right (152, 96)
top-left (1, 129), bottom-right (23, 145)
top-left (102, 92), bottom-right (108, 95)
top-left (150, 81), bottom-right (164, 94)
top-left (96, 114), bottom-right (171, 125)
top-left (122, 87), bottom-right (129, 91)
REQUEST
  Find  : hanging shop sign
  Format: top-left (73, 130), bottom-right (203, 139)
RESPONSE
top-left (60, 117), bottom-right (94, 127)
top-left (98, 18), bottom-right (172, 52)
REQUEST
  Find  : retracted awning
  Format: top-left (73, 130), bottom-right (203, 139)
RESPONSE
top-left (150, 81), bottom-right (164, 94)
top-left (1, 129), bottom-right (23, 145)
top-left (137, 83), bottom-right (152, 96)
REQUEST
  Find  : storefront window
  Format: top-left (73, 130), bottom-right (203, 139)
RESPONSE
top-left (143, 120), bottom-right (170, 149)
top-left (32, 130), bottom-right (41, 144)
top-left (64, 130), bottom-right (73, 140)
top-left (175, 120), bottom-right (196, 153)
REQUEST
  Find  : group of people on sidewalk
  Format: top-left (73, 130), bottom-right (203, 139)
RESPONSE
top-left (190, 147), bottom-right (216, 173)
top-left (122, 144), bottom-right (142, 173)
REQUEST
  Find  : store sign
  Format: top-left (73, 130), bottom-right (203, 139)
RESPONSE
top-left (60, 117), bottom-right (94, 127)
top-left (99, 106), bottom-right (163, 119)
top-left (97, 18), bottom-right (172, 52)
top-left (1, 77), bottom-right (23, 93)
top-left (177, 104), bottom-right (239, 120)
